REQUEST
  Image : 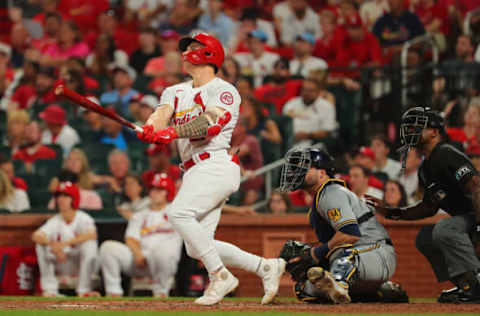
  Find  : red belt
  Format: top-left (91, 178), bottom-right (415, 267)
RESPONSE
top-left (182, 152), bottom-right (240, 171)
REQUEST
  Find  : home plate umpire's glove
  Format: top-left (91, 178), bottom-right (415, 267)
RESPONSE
top-left (279, 240), bottom-right (317, 282)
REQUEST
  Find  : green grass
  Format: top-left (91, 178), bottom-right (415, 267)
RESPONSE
top-left (0, 313), bottom-right (475, 316)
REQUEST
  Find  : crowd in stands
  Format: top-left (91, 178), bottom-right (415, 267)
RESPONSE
top-left (0, 0), bottom-right (480, 216)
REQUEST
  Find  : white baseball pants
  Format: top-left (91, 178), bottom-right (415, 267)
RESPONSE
top-left (99, 240), bottom-right (182, 296)
top-left (35, 240), bottom-right (98, 295)
top-left (166, 151), bottom-right (263, 274)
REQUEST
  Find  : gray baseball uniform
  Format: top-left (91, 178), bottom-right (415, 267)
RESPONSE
top-left (307, 179), bottom-right (396, 293)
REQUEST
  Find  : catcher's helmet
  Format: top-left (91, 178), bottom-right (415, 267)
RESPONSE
top-left (279, 147), bottom-right (335, 192)
top-left (400, 106), bottom-right (445, 149)
top-left (178, 33), bottom-right (225, 72)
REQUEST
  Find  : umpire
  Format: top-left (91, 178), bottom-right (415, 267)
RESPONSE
top-left (278, 146), bottom-right (407, 304)
top-left (368, 107), bottom-right (480, 304)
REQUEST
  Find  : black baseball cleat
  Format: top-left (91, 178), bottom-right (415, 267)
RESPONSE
top-left (437, 287), bottom-right (459, 303)
top-left (441, 287), bottom-right (480, 304)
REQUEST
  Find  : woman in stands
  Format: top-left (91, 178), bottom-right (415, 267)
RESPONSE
top-left (241, 96), bottom-right (282, 144)
top-left (116, 174), bottom-right (150, 220)
top-left (383, 180), bottom-right (408, 208)
top-left (49, 148), bottom-right (95, 192)
top-left (0, 169), bottom-right (30, 212)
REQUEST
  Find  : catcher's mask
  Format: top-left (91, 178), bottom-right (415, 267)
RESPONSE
top-left (279, 147), bottom-right (335, 192)
top-left (399, 106), bottom-right (444, 150)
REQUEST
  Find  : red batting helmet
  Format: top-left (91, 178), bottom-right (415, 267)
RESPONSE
top-left (178, 33), bottom-right (225, 71)
top-left (55, 181), bottom-right (80, 209)
top-left (151, 173), bottom-right (176, 202)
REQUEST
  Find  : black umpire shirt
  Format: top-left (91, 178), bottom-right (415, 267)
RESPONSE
top-left (418, 142), bottom-right (478, 216)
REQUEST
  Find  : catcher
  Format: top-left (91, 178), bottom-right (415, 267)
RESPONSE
top-left (278, 146), bottom-right (408, 304)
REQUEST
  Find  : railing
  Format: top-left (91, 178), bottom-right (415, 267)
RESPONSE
top-left (239, 158), bottom-right (285, 211)
top-left (400, 34), bottom-right (439, 108)
top-left (463, 8), bottom-right (480, 35)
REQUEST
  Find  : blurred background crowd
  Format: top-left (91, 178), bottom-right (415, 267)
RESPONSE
top-left (1, 0), bottom-right (480, 216)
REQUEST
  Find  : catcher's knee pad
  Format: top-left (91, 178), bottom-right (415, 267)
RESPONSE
top-left (294, 280), bottom-right (329, 304)
top-left (329, 248), bottom-right (358, 287)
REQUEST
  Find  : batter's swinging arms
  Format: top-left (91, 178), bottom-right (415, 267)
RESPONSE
top-left (137, 33), bottom-right (285, 306)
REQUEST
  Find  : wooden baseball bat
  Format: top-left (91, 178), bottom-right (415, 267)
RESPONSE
top-left (54, 84), bottom-right (143, 133)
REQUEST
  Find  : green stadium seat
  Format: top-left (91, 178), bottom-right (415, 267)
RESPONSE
top-left (96, 187), bottom-right (116, 209)
top-left (270, 114), bottom-right (294, 156)
top-left (128, 142), bottom-right (149, 173)
top-left (34, 159), bottom-right (62, 186)
top-left (77, 143), bottom-right (115, 174)
top-left (0, 111), bottom-right (6, 137)
top-left (132, 75), bottom-right (153, 93)
top-left (13, 160), bottom-right (27, 176)
top-left (0, 145), bottom-right (11, 158)
top-left (28, 188), bottom-right (52, 209)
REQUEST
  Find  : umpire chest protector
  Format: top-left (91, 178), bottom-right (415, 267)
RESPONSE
top-left (419, 142), bottom-right (477, 216)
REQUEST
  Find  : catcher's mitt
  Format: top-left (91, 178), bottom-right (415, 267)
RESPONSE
top-left (279, 240), bottom-right (317, 282)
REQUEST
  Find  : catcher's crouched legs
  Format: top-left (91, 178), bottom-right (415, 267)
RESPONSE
top-left (294, 279), bottom-right (330, 304)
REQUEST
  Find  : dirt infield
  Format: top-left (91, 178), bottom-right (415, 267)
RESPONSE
top-left (0, 299), bottom-right (478, 313)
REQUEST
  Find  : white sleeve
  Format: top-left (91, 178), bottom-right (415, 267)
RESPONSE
top-left (159, 87), bottom-right (175, 109)
top-left (208, 84), bottom-right (240, 113)
top-left (319, 100), bottom-right (337, 132)
top-left (126, 0), bottom-right (142, 10)
top-left (282, 99), bottom-right (295, 115)
top-left (125, 213), bottom-right (142, 241)
top-left (475, 45), bottom-right (480, 63)
top-left (13, 189), bottom-right (29, 212)
top-left (77, 212), bottom-right (96, 234)
top-left (39, 217), bottom-right (57, 240)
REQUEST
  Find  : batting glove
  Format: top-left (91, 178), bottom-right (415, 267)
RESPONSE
top-left (137, 124), bottom-right (155, 143)
top-left (153, 126), bottom-right (178, 145)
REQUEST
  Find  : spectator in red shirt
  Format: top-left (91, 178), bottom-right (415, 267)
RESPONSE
top-left (353, 146), bottom-right (387, 187)
top-left (142, 144), bottom-right (181, 190)
top-left (254, 58), bottom-right (303, 114)
top-left (447, 102), bottom-right (480, 148)
top-left (33, 0), bottom-right (63, 26)
top-left (32, 12), bottom-right (62, 53)
top-left (57, 0), bottom-right (109, 34)
top-left (65, 57), bottom-right (99, 93)
top-left (411, 0), bottom-right (449, 51)
top-left (86, 9), bottom-right (139, 56)
top-left (9, 23), bottom-right (30, 69)
top-left (27, 66), bottom-right (57, 115)
top-left (0, 154), bottom-right (27, 191)
top-left (334, 15), bottom-right (383, 78)
top-left (13, 121), bottom-right (57, 172)
top-left (8, 58), bottom-right (39, 110)
top-left (231, 119), bottom-right (264, 205)
top-left (313, 10), bottom-right (346, 66)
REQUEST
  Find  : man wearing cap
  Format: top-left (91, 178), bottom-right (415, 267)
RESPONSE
top-left (100, 64), bottom-right (138, 118)
top-left (142, 144), bottom-right (181, 189)
top-left (100, 173), bottom-right (182, 297)
top-left (137, 95), bottom-right (158, 125)
top-left (32, 181), bottom-right (99, 297)
top-left (198, 0), bottom-right (236, 47)
top-left (40, 104), bottom-right (80, 157)
top-left (99, 106), bottom-right (139, 151)
top-left (290, 33), bottom-right (327, 78)
top-left (233, 29), bottom-right (280, 87)
top-left (354, 146), bottom-right (388, 185)
top-left (335, 15), bottom-right (382, 78)
top-left (137, 33), bottom-right (285, 305)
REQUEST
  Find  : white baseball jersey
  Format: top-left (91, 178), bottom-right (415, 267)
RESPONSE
top-left (159, 77), bottom-right (241, 162)
top-left (125, 207), bottom-right (180, 251)
top-left (39, 211), bottom-right (96, 245)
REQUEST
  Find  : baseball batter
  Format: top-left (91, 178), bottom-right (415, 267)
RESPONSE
top-left (100, 173), bottom-right (182, 297)
top-left (278, 147), bottom-right (406, 304)
top-left (32, 182), bottom-right (99, 297)
top-left (137, 33), bottom-right (285, 305)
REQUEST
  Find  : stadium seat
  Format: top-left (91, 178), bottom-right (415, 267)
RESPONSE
top-left (128, 142), bottom-right (149, 173)
top-left (28, 188), bottom-right (52, 209)
top-left (96, 188), bottom-right (117, 210)
top-left (270, 114), bottom-right (294, 156)
top-left (0, 145), bottom-right (11, 158)
top-left (76, 143), bottom-right (115, 174)
top-left (34, 159), bottom-right (62, 186)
